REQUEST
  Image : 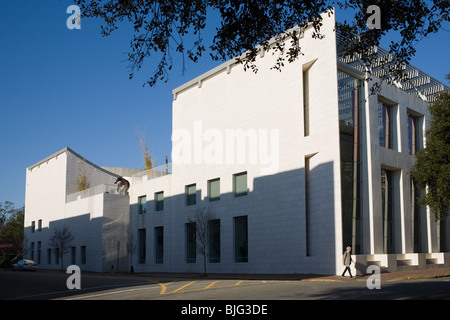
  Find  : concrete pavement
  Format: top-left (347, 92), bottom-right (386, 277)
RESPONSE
top-left (120, 266), bottom-right (450, 283)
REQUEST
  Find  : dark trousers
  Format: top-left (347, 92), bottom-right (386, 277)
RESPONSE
top-left (342, 266), bottom-right (353, 277)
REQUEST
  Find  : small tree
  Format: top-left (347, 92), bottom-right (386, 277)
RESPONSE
top-left (77, 158), bottom-right (90, 192)
top-left (48, 226), bottom-right (75, 271)
top-left (135, 127), bottom-right (156, 173)
top-left (411, 90), bottom-right (450, 221)
top-left (188, 206), bottom-right (216, 275)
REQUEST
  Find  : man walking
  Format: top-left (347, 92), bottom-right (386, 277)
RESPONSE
top-left (341, 246), bottom-right (355, 278)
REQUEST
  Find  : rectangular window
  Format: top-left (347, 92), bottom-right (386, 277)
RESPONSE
top-left (234, 172), bottom-right (248, 197)
top-left (155, 227), bottom-right (164, 264)
top-left (155, 191), bottom-right (164, 211)
top-left (305, 155), bottom-right (312, 257)
top-left (37, 241), bottom-right (41, 264)
top-left (378, 102), bottom-right (392, 148)
top-left (81, 246), bottom-right (87, 264)
top-left (186, 222), bottom-right (196, 263)
top-left (338, 70), bottom-right (363, 254)
top-left (31, 242), bottom-right (35, 260)
top-left (47, 248), bottom-right (51, 265)
top-left (138, 228), bottom-right (146, 264)
top-left (186, 184), bottom-right (196, 206)
top-left (138, 196), bottom-right (147, 214)
top-left (38, 219), bottom-right (42, 232)
top-left (234, 216), bottom-right (248, 263)
top-left (407, 112), bottom-right (423, 155)
top-left (411, 179), bottom-right (422, 253)
top-left (71, 247), bottom-right (76, 265)
top-left (31, 221), bottom-right (35, 233)
top-left (407, 114), bottom-right (417, 155)
top-left (303, 60), bottom-right (316, 137)
top-left (209, 219), bottom-right (221, 263)
top-left (303, 68), bottom-right (310, 137)
top-left (208, 178), bottom-right (220, 202)
top-left (381, 169), bottom-right (394, 254)
top-left (54, 248), bottom-right (60, 265)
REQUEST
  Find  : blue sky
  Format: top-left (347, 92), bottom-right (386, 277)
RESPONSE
top-left (1, 1), bottom-right (449, 208)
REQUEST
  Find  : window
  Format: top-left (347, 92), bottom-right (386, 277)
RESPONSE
top-left (407, 112), bottom-right (423, 155)
top-left (71, 247), bottom-right (76, 265)
top-left (305, 155), bottom-right (312, 256)
top-left (234, 172), bottom-right (248, 197)
top-left (303, 60), bottom-right (316, 137)
top-left (81, 246), bottom-right (87, 264)
top-left (37, 241), bottom-right (41, 264)
top-left (31, 242), bottom-right (35, 260)
top-left (138, 196), bottom-right (147, 214)
top-left (381, 169), bottom-right (394, 254)
top-left (186, 184), bottom-right (196, 206)
top-left (54, 248), bottom-right (60, 264)
top-left (411, 179), bottom-right (423, 253)
top-left (31, 221), bottom-right (35, 233)
top-left (186, 222), bottom-right (196, 263)
top-left (234, 216), bottom-right (248, 262)
top-left (138, 229), bottom-right (146, 264)
top-left (303, 68), bottom-right (310, 137)
top-left (155, 191), bottom-right (164, 211)
top-left (338, 70), bottom-right (363, 254)
top-left (38, 219), bottom-right (42, 232)
top-left (378, 102), bottom-right (392, 148)
top-left (209, 219), bottom-right (221, 263)
top-left (208, 178), bottom-right (220, 202)
top-left (155, 227), bottom-right (164, 264)
top-left (47, 248), bottom-right (52, 264)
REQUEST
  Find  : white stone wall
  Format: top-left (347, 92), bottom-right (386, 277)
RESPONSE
top-left (128, 11), bottom-right (344, 275)
top-left (24, 148), bottom-right (129, 272)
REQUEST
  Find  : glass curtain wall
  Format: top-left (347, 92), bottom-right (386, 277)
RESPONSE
top-left (338, 70), bottom-right (363, 254)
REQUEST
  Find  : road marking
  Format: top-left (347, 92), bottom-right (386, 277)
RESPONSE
top-left (204, 280), bottom-right (220, 289)
top-left (168, 281), bottom-right (198, 294)
top-left (235, 280), bottom-right (244, 286)
top-left (64, 285), bottom-right (160, 300)
top-left (148, 280), bottom-right (173, 295)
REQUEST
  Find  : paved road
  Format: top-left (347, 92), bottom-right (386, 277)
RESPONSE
top-left (1, 270), bottom-right (449, 301)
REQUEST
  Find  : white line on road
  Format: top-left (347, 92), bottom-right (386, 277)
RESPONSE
top-left (64, 284), bottom-right (160, 300)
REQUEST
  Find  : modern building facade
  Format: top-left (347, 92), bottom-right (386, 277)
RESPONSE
top-left (24, 12), bottom-right (449, 275)
top-left (24, 147), bottom-right (131, 272)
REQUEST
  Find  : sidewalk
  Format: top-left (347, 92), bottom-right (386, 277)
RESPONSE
top-left (122, 266), bottom-right (450, 283)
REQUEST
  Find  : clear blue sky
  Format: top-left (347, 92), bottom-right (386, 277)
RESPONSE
top-left (1, 1), bottom-right (449, 208)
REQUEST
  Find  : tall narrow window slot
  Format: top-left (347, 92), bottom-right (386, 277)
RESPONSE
top-left (234, 216), bottom-right (248, 263)
top-left (304, 155), bottom-right (313, 256)
top-left (381, 169), bottom-right (394, 254)
top-left (186, 222), bottom-right (196, 263)
top-left (209, 219), bottom-right (221, 263)
top-left (155, 226), bottom-right (164, 264)
top-left (138, 228), bottom-right (146, 264)
top-left (338, 69), bottom-right (363, 254)
top-left (302, 60), bottom-right (316, 137)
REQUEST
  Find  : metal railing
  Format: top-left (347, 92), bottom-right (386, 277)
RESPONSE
top-left (132, 163), bottom-right (172, 185)
top-left (66, 184), bottom-right (119, 203)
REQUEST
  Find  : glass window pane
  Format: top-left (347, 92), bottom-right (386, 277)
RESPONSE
top-left (138, 196), bottom-right (147, 214)
top-left (186, 184), bottom-right (196, 206)
top-left (234, 172), bottom-right (247, 197)
top-left (155, 191), bottom-right (164, 211)
top-left (208, 178), bottom-right (220, 202)
top-left (234, 216), bottom-right (248, 262)
top-left (186, 223), bottom-right (196, 263)
top-left (155, 227), bottom-right (164, 264)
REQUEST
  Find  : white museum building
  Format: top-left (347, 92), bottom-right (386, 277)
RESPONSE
top-left (24, 12), bottom-right (449, 275)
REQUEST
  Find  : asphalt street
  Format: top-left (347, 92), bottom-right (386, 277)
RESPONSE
top-left (1, 269), bottom-right (449, 301)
